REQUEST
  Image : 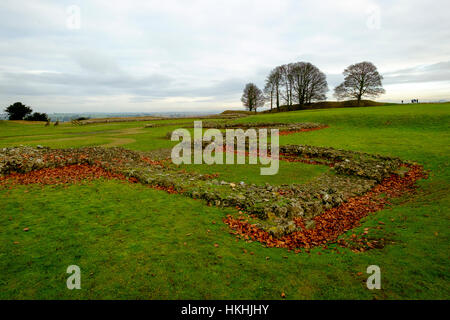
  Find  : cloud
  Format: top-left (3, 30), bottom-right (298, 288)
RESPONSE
top-left (0, 68), bottom-right (246, 102)
top-left (71, 50), bottom-right (123, 75)
top-left (0, 0), bottom-right (449, 112)
top-left (383, 61), bottom-right (450, 84)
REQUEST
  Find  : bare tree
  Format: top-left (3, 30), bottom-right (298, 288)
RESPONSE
top-left (241, 83), bottom-right (265, 113)
top-left (263, 78), bottom-right (274, 111)
top-left (334, 61), bottom-right (385, 106)
top-left (305, 68), bottom-right (328, 104)
top-left (267, 66), bottom-right (283, 111)
top-left (291, 62), bottom-right (328, 106)
top-left (280, 64), bottom-right (294, 109)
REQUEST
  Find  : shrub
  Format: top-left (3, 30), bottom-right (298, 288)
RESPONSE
top-left (24, 112), bottom-right (49, 122)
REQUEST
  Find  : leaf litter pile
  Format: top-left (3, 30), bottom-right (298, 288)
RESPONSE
top-left (0, 144), bottom-right (426, 251)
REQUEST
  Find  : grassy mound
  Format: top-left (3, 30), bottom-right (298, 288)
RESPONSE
top-left (262, 100), bottom-right (397, 113)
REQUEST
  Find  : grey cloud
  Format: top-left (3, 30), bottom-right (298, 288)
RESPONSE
top-left (71, 51), bottom-right (123, 75)
top-left (0, 71), bottom-right (173, 96)
top-left (321, 61), bottom-right (450, 91)
top-left (383, 61), bottom-right (450, 84)
top-left (0, 69), bottom-right (245, 101)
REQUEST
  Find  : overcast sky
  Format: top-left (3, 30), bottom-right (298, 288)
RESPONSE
top-left (1, 0), bottom-right (449, 113)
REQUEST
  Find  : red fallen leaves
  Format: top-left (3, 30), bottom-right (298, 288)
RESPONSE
top-left (278, 125), bottom-right (329, 136)
top-left (0, 164), bottom-right (131, 186)
top-left (0, 164), bottom-right (181, 195)
top-left (141, 156), bottom-right (166, 167)
top-left (203, 173), bottom-right (220, 180)
top-left (151, 185), bottom-right (180, 194)
top-left (223, 164), bottom-right (426, 251)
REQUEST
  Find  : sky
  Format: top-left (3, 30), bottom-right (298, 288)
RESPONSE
top-left (0, 0), bottom-right (449, 113)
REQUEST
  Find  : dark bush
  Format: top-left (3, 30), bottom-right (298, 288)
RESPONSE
top-left (24, 112), bottom-right (49, 122)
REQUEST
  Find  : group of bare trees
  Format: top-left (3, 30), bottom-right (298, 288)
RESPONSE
top-left (242, 61), bottom-right (328, 112)
top-left (241, 61), bottom-right (384, 112)
top-left (262, 62), bottom-right (328, 112)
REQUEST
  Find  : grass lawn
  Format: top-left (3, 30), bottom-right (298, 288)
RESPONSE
top-left (0, 103), bottom-right (449, 299)
top-left (171, 153), bottom-right (329, 186)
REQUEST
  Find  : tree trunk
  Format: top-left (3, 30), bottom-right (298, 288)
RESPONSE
top-left (289, 86), bottom-right (292, 109)
top-left (276, 89), bottom-right (280, 112)
top-left (269, 89), bottom-right (273, 111)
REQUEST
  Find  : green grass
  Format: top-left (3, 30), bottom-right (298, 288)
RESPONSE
top-left (0, 119), bottom-right (192, 150)
top-left (0, 102), bottom-right (449, 299)
top-left (172, 154), bottom-right (329, 186)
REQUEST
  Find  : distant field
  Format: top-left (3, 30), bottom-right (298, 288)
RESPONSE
top-left (0, 102), bottom-right (449, 299)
